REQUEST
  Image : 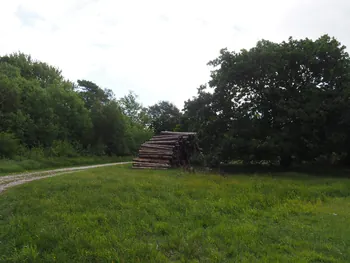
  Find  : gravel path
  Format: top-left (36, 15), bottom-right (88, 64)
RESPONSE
top-left (0, 162), bottom-right (131, 194)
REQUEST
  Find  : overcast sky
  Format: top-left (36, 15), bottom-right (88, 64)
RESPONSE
top-left (1, 0), bottom-right (349, 108)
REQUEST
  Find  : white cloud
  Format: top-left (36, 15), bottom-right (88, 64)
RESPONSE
top-left (1, 0), bottom-right (350, 109)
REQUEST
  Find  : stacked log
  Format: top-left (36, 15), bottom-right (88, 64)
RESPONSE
top-left (132, 131), bottom-right (199, 169)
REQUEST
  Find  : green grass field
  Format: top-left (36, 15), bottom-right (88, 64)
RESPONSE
top-left (0, 156), bottom-right (132, 176)
top-left (1, 166), bottom-right (350, 262)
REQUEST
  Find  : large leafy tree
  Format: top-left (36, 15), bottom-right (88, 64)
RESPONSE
top-left (182, 86), bottom-right (216, 149)
top-left (181, 86), bottom-right (223, 166)
top-left (0, 54), bottom-right (91, 148)
top-left (148, 101), bottom-right (182, 134)
top-left (118, 91), bottom-right (142, 121)
top-left (118, 91), bottom-right (151, 127)
top-left (76, 80), bottom-right (129, 155)
top-left (47, 82), bottom-right (92, 144)
top-left (0, 52), bottom-right (63, 87)
top-left (118, 91), bottom-right (153, 153)
top-left (89, 100), bottom-right (128, 155)
top-left (186, 35), bottom-right (350, 166)
top-left (76, 80), bottom-right (113, 110)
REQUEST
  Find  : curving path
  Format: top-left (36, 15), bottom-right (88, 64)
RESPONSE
top-left (0, 162), bottom-right (131, 194)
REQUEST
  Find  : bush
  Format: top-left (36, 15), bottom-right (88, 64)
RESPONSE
top-left (28, 146), bottom-right (46, 160)
top-left (50, 140), bottom-right (78, 157)
top-left (0, 132), bottom-right (19, 158)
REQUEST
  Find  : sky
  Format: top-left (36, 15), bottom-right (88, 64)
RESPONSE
top-left (1, 0), bottom-right (350, 109)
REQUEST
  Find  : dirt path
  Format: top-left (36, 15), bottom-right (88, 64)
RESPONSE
top-left (0, 162), bottom-right (131, 194)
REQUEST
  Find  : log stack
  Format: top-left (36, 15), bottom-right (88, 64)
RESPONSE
top-left (132, 131), bottom-right (199, 169)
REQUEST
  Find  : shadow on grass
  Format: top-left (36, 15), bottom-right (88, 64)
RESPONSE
top-left (213, 164), bottom-right (350, 179)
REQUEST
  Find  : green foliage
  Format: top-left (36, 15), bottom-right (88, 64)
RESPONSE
top-left (0, 53), bottom-right (151, 160)
top-left (0, 132), bottom-right (19, 158)
top-left (0, 166), bottom-right (350, 262)
top-left (2, 34), bottom-right (350, 169)
top-left (124, 122), bottom-right (153, 154)
top-left (119, 91), bottom-right (154, 152)
top-left (182, 85), bottom-right (219, 164)
top-left (0, 52), bottom-right (63, 87)
top-left (26, 146), bottom-right (46, 160)
top-left (0, 53), bottom-right (90, 149)
top-left (76, 79), bottom-right (112, 110)
top-left (50, 140), bottom-right (78, 157)
top-left (118, 91), bottom-right (145, 124)
top-left (148, 101), bottom-right (182, 134)
top-left (184, 35), bottom-right (350, 167)
top-left (89, 100), bottom-right (129, 155)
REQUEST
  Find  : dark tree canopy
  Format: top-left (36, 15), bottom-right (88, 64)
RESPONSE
top-left (183, 35), bottom-right (350, 166)
top-left (148, 101), bottom-right (182, 134)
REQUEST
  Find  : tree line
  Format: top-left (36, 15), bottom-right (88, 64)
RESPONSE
top-left (0, 53), bottom-right (180, 159)
top-left (1, 34), bottom-right (350, 168)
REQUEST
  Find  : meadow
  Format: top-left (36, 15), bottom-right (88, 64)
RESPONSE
top-left (0, 165), bottom-right (349, 262)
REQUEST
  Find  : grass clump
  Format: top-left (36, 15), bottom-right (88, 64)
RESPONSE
top-left (0, 166), bottom-right (349, 262)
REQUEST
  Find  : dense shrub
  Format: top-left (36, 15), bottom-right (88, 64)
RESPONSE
top-left (50, 140), bottom-right (78, 157)
top-left (0, 132), bottom-right (19, 158)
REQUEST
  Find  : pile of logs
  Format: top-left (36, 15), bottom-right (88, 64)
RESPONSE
top-left (132, 131), bottom-right (199, 169)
